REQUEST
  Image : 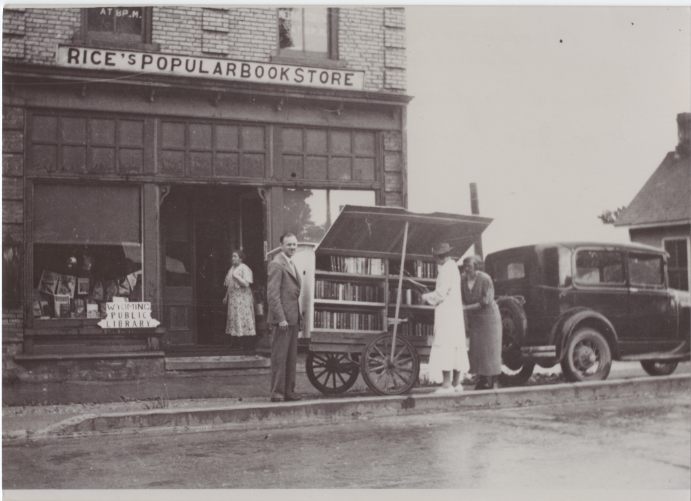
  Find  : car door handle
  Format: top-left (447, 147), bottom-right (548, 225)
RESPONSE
top-left (630, 288), bottom-right (638, 293)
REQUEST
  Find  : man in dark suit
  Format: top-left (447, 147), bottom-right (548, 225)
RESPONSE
top-left (267, 232), bottom-right (302, 402)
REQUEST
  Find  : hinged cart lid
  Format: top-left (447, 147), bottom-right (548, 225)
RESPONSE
top-left (315, 205), bottom-right (493, 260)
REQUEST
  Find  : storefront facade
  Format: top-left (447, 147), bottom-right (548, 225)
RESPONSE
top-left (2, 7), bottom-right (410, 380)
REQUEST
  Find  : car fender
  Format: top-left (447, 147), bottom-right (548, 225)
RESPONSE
top-left (550, 308), bottom-right (619, 360)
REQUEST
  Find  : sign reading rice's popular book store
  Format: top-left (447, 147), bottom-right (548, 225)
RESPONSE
top-left (56, 46), bottom-right (366, 90)
top-left (98, 302), bottom-right (160, 329)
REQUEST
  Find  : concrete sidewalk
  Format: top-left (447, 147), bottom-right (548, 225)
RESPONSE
top-left (3, 373), bottom-right (688, 442)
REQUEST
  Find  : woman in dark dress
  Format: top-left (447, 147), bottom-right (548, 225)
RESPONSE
top-left (462, 255), bottom-right (503, 390)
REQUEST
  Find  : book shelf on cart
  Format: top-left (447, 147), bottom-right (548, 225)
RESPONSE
top-left (309, 250), bottom-right (439, 370)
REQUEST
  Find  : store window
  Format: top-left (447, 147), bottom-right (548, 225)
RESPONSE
top-left (664, 238), bottom-right (689, 291)
top-left (278, 7), bottom-right (337, 59)
top-left (32, 184), bottom-right (143, 320)
top-left (283, 189), bottom-right (376, 243)
top-left (82, 7), bottom-right (152, 44)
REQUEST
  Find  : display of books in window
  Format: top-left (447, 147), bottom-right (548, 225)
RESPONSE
top-left (77, 277), bottom-right (90, 296)
top-left (38, 270), bottom-right (61, 295)
top-left (313, 311), bottom-right (383, 331)
top-left (73, 298), bottom-right (86, 318)
top-left (315, 280), bottom-right (383, 302)
top-left (53, 294), bottom-right (71, 318)
top-left (328, 256), bottom-right (385, 275)
top-left (56, 274), bottom-right (76, 297)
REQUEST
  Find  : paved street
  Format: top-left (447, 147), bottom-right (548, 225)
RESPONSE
top-left (3, 388), bottom-right (688, 489)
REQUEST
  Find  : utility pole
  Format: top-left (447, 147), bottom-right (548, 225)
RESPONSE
top-left (470, 183), bottom-right (483, 259)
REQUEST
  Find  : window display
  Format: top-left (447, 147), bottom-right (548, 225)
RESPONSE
top-left (32, 184), bottom-right (142, 320)
top-left (33, 244), bottom-right (142, 319)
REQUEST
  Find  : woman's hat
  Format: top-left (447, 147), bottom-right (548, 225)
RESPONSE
top-left (431, 242), bottom-right (453, 255)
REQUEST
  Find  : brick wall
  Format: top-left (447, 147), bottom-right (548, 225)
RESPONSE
top-left (3, 7), bottom-right (406, 93)
top-left (2, 104), bottom-right (26, 369)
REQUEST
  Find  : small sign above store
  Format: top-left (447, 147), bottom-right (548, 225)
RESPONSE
top-left (98, 302), bottom-right (161, 329)
top-left (57, 46), bottom-right (366, 91)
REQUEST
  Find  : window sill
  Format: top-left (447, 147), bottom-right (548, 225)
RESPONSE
top-left (270, 54), bottom-right (347, 69)
top-left (70, 39), bottom-right (161, 52)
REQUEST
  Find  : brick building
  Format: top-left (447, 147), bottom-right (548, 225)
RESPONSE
top-left (2, 6), bottom-right (411, 381)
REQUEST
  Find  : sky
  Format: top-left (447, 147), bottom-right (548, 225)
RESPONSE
top-left (405, 7), bottom-right (691, 255)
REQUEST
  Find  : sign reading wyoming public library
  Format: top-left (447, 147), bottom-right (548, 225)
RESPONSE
top-left (57, 46), bottom-right (365, 91)
top-left (98, 302), bottom-right (161, 329)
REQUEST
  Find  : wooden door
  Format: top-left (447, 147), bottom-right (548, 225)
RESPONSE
top-left (161, 188), bottom-right (196, 345)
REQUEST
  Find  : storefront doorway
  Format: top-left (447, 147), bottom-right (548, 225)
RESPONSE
top-left (160, 186), bottom-right (264, 348)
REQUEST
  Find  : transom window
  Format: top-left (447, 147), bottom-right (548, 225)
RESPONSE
top-left (278, 7), bottom-right (337, 59)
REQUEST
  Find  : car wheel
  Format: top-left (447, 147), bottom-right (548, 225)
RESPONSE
top-left (640, 360), bottom-right (678, 376)
top-left (560, 327), bottom-right (612, 382)
top-left (499, 362), bottom-right (535, 386)
top-left (498, 296), bottom-right (527, 367)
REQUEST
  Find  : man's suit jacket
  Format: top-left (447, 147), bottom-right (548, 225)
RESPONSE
top-left (267, 252), bottom-right (302, 326)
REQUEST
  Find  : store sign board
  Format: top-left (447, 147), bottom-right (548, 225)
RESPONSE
top-left (98, 302), bottom-right (161, 329)
top-left (56, 46), bottom-right (366, 91)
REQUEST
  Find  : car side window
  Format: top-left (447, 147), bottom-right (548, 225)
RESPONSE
top-left (575, 250), bottom-right (625, 286)
top-left (629, 253), bottom-right (664, 287)
top-left (492, 256), bottom-right (525, 281)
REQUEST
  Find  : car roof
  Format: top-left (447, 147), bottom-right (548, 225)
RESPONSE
top-left (486, 241), bottom-right (667, 257)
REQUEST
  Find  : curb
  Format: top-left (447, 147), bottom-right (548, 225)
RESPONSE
top-left (5, 374), bottom-right (689, 441)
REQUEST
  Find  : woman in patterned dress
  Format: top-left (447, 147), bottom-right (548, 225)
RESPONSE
top-left (461, 255), bottom-right (503, 390)
top-left (223, 250), bottom-right (256, 344)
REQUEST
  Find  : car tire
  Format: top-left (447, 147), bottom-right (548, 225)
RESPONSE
top-left (497, 297), bottom-right (527, 370)
top-left (499, 362), bottom-right (535, 386)
top-left (560, 327), bottom-right (612, 382)
top-left (640, 360), bottom-right (678, 376)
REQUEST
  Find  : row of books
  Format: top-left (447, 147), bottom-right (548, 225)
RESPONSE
top-left (313, 311), bottom-right (383, 331)
top-left (398, 321), bottom-right (434, 337)
top-left (414, 260), bottom-right (438, 279)
top-left (329, 256), bottom-right (385, 275)
top-left (388, 287), bottom-right (426, 306)
top-left (315, 280), bottom-right (384, 302)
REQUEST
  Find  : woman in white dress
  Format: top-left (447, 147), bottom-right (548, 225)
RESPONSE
top-left (422, 242), bottom-right (470, 393)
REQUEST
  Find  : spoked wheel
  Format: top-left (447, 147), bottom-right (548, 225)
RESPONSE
top-left (498, 297), bottom-right (533, 387)
top-left (306, 352), bottom-right (360, 394)
top-left (560, 327), bottom-right (612, 382)
top-left (360, 333), bottom-right (420, 396)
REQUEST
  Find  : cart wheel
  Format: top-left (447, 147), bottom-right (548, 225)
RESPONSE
top-left (360, 333), bottom-right (420, 396)
top-left (306, 353), bottom-right (360, 394)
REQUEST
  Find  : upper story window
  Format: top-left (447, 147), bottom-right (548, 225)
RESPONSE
top-left (82, 7), bottom-right (152, 46)
top-left (278, 7), bottom-right (337, 60)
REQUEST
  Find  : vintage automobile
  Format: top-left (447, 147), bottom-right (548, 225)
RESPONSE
top-left (484, 242), bottom-right (690, 385)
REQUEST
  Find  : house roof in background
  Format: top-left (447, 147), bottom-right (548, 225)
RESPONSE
top-left (615, 152), bottom-right (691, 228)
